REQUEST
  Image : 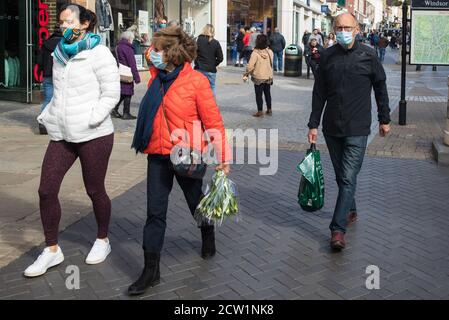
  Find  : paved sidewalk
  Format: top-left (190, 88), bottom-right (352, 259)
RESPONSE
top-left (1, 47), bottom-right (448, 299)
top-left (1, 149), bottom-right (449, 300)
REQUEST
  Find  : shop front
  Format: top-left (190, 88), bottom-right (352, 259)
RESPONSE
top-left (227, 0), bottom-right (278, 64)
top-left (164, 0), bottom-right (212, 38)
top-left (0, 0), bottom-right (39, 103)
top-left (0, 0), bottom-right (215, 103)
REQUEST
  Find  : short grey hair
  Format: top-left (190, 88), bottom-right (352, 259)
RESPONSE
top-left (120, 31), bottom-right (135, 42)
top-left (168, 20), bottom-right (179, 27)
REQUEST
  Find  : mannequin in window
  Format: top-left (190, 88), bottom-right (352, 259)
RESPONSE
top-left (96, 0), bottom-right (114, 47)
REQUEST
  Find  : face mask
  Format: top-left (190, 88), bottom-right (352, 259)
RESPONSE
top-left (61, 27), bottom-right (82, 42)
top-left (150, 50), bottom-right (167, 70)
top-left (159, 24), bottom-right (167, 29)
top-left (336, 31), bottom-right (354, 48)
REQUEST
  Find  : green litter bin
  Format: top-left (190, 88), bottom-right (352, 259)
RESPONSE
top-left (284, 44), bottom-right (302, 77)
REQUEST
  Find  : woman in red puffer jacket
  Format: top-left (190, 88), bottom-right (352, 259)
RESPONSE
top-left (129, 27), bottom-right (231, 296)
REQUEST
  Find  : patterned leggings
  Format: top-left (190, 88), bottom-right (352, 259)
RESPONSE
top-left (38, 134), bottom-right (114, 246)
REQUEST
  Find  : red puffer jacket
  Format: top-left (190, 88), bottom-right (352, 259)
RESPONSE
top-left (144, 62), bottom-right (232, 163)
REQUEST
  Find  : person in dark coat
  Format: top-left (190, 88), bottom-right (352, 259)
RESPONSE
top-left (36, 27), bottom-right (63, 134)
top-left (194, 24), bottom-right (224, 97)
top-left (112, 31), bottom-right (141, 119)
top-left (269, 27), bottom-right (286, 72)
top-left (304, 38), bottom-right (324, 78)
top-left (235, 27), bottom-right (245, 67)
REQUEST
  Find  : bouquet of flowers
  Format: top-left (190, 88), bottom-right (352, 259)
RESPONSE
top-left (195, 170), bottom-right (239, 226)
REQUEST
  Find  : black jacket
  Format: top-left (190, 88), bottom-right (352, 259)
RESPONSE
top-left (308, 41), bottom-right (391, 137)
top-left (236, 32), bottom-right (245, 52)
top-left (269, 32), bottom-right (286, 53)
top-left (304, 44), bottom-right (324, 70)
top-left (37, 32), bottom-right (62, 78)
top-left (194, 35), bottom-right (224, 73)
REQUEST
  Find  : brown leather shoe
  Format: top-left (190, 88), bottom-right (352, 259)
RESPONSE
top-left (253, 111), bottom-right (264, 117)
top-left (330, 231), bottom-right (346, 250)
top-left (347, 211), bottom-right (358, 226)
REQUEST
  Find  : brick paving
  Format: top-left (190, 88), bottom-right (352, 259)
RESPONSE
top-left (1, 48), bottom-right (449, 299)
top-left (1, 149), bottom-right (449, 300)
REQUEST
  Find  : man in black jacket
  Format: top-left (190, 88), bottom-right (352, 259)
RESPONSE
top-left (269, 27), bottom-right (286, 72)
top-left (37, 28), bottom-right (62, 134)
top-left (307, 13), bottom-right (391, 251)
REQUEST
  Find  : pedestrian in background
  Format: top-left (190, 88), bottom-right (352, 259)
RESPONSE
top-left (305, 38), bottom-right (324, 78)
top-left (325, 32), bottom-right (336, 48)
top-left (249, 27), bottom-right (261, 53)
top-left (195, 24), bottom-right (224, 96)
top-left (128, 27), bottom-right (231, 296)
top-left (308, 29), bottom-right (324, 47)
top-left (235, 27), bottom-right (246, 67)
top-left (302, 30), bottom-right (311, 48)
top-left (243, 34), bottom-right (274, 117)
top-left (37, 26), bottom-right (63, 135)
top-left (307, 13), bottom-right (391, 251)
top-left (111, 31), bottom-right (141, 120)
top-left (317, 28), bottom-right (325, 45)
top-left (378, 34), bottom-right (389, 63)
top-left (372, 31), bottom-right (380, 56)
top-left (242, 27), bottom-right (252, 64)
top-left (269, 27), bottom-right (286, 72)
top-left (26, 4), bottom-right (120, 278)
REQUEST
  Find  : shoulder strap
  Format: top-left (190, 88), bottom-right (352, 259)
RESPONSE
top-left (267, 49), bottom-right (273, 68)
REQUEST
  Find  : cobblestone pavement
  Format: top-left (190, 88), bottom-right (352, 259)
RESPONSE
top-left (1, 150), bottom-right (449, 300)
top-left (1, 46), bottom-right (448, 299)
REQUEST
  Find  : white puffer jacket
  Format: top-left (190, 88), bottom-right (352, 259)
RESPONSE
top-left (37, 45), bottom-right (120, 143)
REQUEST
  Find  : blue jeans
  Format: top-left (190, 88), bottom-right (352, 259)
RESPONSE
top-left (273, 51), bottom-right (283, 71)
top-left (41, 77), bottom-right (53, 112)
top-left (324, 135), bottom-right (368, 233)
top-left (198, 70), bottom-right (217, 97)
top-left (379, 48), bottom-right (386, 62)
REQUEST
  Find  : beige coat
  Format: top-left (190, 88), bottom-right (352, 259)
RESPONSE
top-left (244, 48), bottom-right (274, 83)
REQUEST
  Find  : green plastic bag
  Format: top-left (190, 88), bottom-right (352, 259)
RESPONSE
top-left (297, 144), bottom-right (325, 212)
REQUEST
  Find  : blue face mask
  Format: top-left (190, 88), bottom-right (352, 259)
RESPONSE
top-left (150, 50), bottom-right (167, 70)
top-left (336, 31), bottom-right (353, 47)
top-left (159, 24), bottom-right (167, 29)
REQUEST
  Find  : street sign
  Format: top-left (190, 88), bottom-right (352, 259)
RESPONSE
top-left (337, 0), bottom-right (346, 6)
top-left (321, 5), bottom-right (329, 13)
top-left (411, 0), bottom-right (449, 9)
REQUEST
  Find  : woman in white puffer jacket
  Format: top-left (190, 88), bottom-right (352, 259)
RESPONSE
top-left (25, 4), bottom-right (120, 278)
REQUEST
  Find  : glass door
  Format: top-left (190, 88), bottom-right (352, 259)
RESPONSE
top-left (0, 0), bottom-right (34, 103)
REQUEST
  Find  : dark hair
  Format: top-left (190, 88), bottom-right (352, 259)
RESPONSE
top-left (152, 27), bottom-right (197, 64)
top-left (59, 4), bottom-right (97, 32)
top-left (255, 34), bottom-right (268, 50)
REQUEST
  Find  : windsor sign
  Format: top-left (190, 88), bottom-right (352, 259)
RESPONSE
top-left (411, 0), bottom-right (449, 9)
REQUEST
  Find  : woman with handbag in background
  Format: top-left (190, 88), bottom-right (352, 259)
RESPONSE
top-left (128, 27), bottom-right (231, 296)
top-left (243, 34), bottom-right (274, 118)
top-left (111, 31), bottom-right (141, 120)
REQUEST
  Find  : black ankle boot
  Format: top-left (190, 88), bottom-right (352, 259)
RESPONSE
top-left (201, 226), bottom-right (216, 259)
top-left (128, 252), bottom-right (160, 296)
top-left (111, 108), bottom-right (122, 118)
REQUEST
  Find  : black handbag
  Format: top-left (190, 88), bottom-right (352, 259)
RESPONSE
top-left (161, 100), bottom-right (207, 180)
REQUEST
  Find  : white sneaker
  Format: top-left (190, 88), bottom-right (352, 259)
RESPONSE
top-left (85, 239), bottom-right (111, 265)
top-left (24, 246), bottom-right (64, 277)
